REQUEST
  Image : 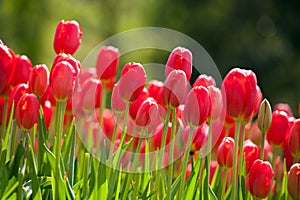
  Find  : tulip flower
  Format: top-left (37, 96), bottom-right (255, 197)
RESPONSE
top-left (53, 20), bottom-right (82, 55)
top-left (80, 78), bottom-right (102, 112)
top-left (165, 46), bottom-right (192, 81)
top-left (96, 46), bottom-right (119, 81)
top-left (135, 97), bottom-right (158, 132)
top-left (222, 68), bottom-right (257, 123)
top-left (42, 100), bottom-right (53, 130)
top-left (111, 83), bottom-right (126, 114)
top-left (274, 103), bottom-right (294, 117)
top-left (217, 137), bottom-right (235, 168)
top-left (151, 123), bottom-right (172, 150)
top-left (50, 61), bottom-right (77, 102)
top-left (192, 74), bottom-right (216, 88)
top-left (29, 64), bottom-right (49, 97)
top-left (243, 140), bottom-right (259, 174)
top-left (15, 93), bottom-right (39, 131)
top-left (207, 85), bottom-right (223, 122)
top-left (0, 42), bottom-right (15, 96)
top-left (118, 62), bottom-right (146, 102)
top-left (182, 123), bottom-right (208, 152)
top-left (253, 85), bottom-right (263, 116)
top-left (129, 88), bottom-right (149, 120)
top-left (257, 99), bottom-right (272, 132)
top-left (287, 163), bottom-right (300, 199)
top-left (162, 70), bottom-right (187, 108)
top-left (148, 80), bottom-right (163, 102)
top-left (10, 55), bottom-right (32, 86)
top-left (40, 85), bottom-right (56, 107)
top-left (183, 86), bottom-right (211, 127)
top-left (288, 119), bottom-right (300, 160)
top-left (248, 159), bottom-right (274, 199)
top-left (53, 53), bottom-right (80, 75)
top-left (266, 110), bottom-right (289, 148)
top-left (7, 83), bottom-right (29, 118)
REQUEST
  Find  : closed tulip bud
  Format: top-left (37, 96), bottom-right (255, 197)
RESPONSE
top-left (96, 46), bottom-right (119, 81)
top-left (249, 159), bottom-right (274, 199)
top-left (0, 42), bottom-right (15, 96)
top-left (162, 70), bottom-right (187, 108)
top-left (81, 78), bottom-right (102, 112)
top-left (50, 61), bottom-right (77, 102)
top-left (243, 140), bottom-right (260, 174)
top-left (257, 99), bottom-right (272, 132)
top-left (118, 62), bottom-right (146, 102)
top-left (10, 55), bottom-right (32, 86)
top-left (217, 137), bottom-right (235, 168)
top-left (193, 74), bottom-right (216, 88)
top-left (266, 110), bottom-right (289, 148)
top-left (135, 97), bottom-right (158, 132)
top-left (15, 93), bottom-right (39, 131)
top-left (222, 68), bottom-right (257, 123)
top-left (184, 86), bottom-right (211, 127)
top-left (166, 46), bottom-right (192, 81)
top-left (29, 64), bottom-right (49, 97)
top-left (111, 83), bottom-right (126, 114)
top-left (287, 163), bottom-right (300, 199)
top-left (53, 20), bottom-right (82, 55)
top-left (129, 88), bottom-right (149, 120)
top-left (288, 119), bottom-right (300, 159)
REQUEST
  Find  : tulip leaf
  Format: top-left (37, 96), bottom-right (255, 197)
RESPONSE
top-left (37, 106), bottom-right (47, 171)
top-left (1, 176), bottom-right (18, 199)
top-left (186, 159), bottom-right (201, 200)
top-left (280, 159), bottom-right (288, 200)
top-left (99, 142), bottom-right (108, 200)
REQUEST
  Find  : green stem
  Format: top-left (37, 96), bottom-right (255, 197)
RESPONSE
top-left (108, 114), bottom-right (120, 162)
top-left (231, 120), bottom-right (240, 200)
top-left (167, 108), bottom-right (176, 200)
top-left (158, 107), bottom-right (171, 168)
top-left (221, 168), bottom-right (228, 200)
top-left (10, 122), bottom-right (17, 159)
top-left (206, 121), bottom-right (213, 197)
top-left (260, 131), bottom-right (265, 160)
top-left (0, 96), bottom-right (8, 156)
top-left (54, 101), bottom-right (66, 200)
top-left (82, 153), bottom-right (90, 200)
top-left (178, 126), bottom-right (194, 199)
top-left (238, 123), bottom-right (246, 197)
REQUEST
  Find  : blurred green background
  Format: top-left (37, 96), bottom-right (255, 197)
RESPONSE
top-left (1, 0), bottom-right (299, 114)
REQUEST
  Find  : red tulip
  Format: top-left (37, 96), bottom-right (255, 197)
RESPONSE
top-left (151, 123), bottom-right (172, 150)
top-left (266, 110), bottom-right (289, 148)
top-left (15, 93), bottom-right (39, 131)
top-left (193, 74), bottom-right (216, 88)
top-left (111, 83), bottom-right (126, 114)
top-left (165, 46), bottom-right (192, 81)
top-left (148, 80), bottom-right (163, 102)
top-left (53, 53), bottom-right (80, 75)
top-left (207, 86), bottom-right (223, 122)
top-left (50, 61), bottom-right (77, 102)
top-left (243, 140), bottom-right (259, 174)
top-left (53, 20), bottom-right (82, 55)
top-left (42, 100), bottom-right (53, 130)
top-left (288, 119), bottom-right (300, 159)
top-left (129, 88), bottom-right (149, 120)
top-left (183, 123), bottom-right (208, 152)
top-left (287, 163), bottom-right (300, 199)
top-left (184, 86), bottom-right (211, 127)
top-left (222, 68), bottom-right (257, 123)
top-left (7, 83), bottom-right (29, 118)
top-left (0, 42), bottom-right (15, 96)
top-left (249, 159), bottom-right (274, 199)
top-left (0, 97), bottom-right (4, 125)
top-left (135, 97), bottom-right (158, 132)
top-left (217, 137), bottom-right (235, 168)
top-left (162, 70), bottom-right (187, 108)
top-left (40, 85), bottom-right (56, 107)
top-left (10, 55), bottom-right (32, 86)
top-left (29, 64), bottom-right (49, 97)
top-left (274, 103), bottom-right (294, 117)
top-left (80, 78), bottom-right (102, 112)
top-left (102, 109), bottom-right (120, 141)
top-left (118, 62), bottom-right (146, 102)
top-left (96, 46), bottom-right (119, 81)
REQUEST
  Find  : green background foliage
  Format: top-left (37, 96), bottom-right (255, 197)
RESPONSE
top-left (1, 0), bottom-right (299, 113)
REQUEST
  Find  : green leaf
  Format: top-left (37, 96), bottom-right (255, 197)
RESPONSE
top-left (185, 159), bottom-right (201, 200)
top-left (1, 177), bottom-right (18, 200)
top-left (99, 143), bottom-right (108, 200)
top-left (115, 166), bottom-right (122, 200)
top-left (171, 173), bottom-right (182, 199)
top-left (37, 105), bottom-right (47, 171)
top-left (280, 159), bottom-right (288, 200)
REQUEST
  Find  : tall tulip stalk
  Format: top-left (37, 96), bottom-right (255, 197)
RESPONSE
top-left (0, 20), bottom-right (297, 200)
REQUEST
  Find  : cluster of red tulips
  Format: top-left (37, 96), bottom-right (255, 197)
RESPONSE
top-left (1, 19), bottom-right (300, 199)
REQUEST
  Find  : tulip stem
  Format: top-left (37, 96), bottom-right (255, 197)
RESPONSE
top-left (159, 107), bottom-right (171, 168)
top-left (238, 123), bottom-right (246, 197)
top-left (220, 168), bottom-right (228, 200)
top-left (206, 120), bottom-right (213, 198)
top-left (231, 120), bottom-right (240, 200)
top-left (54, 101), bottom-right (66, 200)
top-left (178, 126), bottom-right (194, 199)
top-left (260, 131), bottom-right (265, 160)
top-left (167, 107), bottom-right (176, 200)
top-left (0, 96), bottom-right (8, 152)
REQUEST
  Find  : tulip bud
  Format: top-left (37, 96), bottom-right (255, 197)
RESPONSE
top-left (249, 159), bottom-right (274, 199)
top-left (162, 70), bottom-right (187, 108)
top-left (29, 64), bottom-right (49, 97)
top-left (193, 74), bottom-right (216, 88)
top-left (129, 88), bottom-right (149, 120)
top-left (81, 78), bottom-right (102, 112)
top-left (50, 61), bottom-right (77, 102)
top-left (184, 86), bottom-right (211, 127)
top-left (288, 119), bottom-right (300, 159)
top-left (257, 98), bottom-right (272, 132)
top-left (53, 20), bottom-right (82, 55)
top-left (10, 55), bottom-right (32, 86)
top-left (15, 93), bottom-right (39, 131)
top-left (243, 140), bottom-right (259, 174)
top-left (118, 62), bottom-right (146, 102)
top-left (287, 163), bottom-right (300, 199)
top-left (217, 137), bottom-right (235, 168)
top-left (96, 46), bottom-right (119, 81)
top-left (135, 97), bottom-right (158, 132)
